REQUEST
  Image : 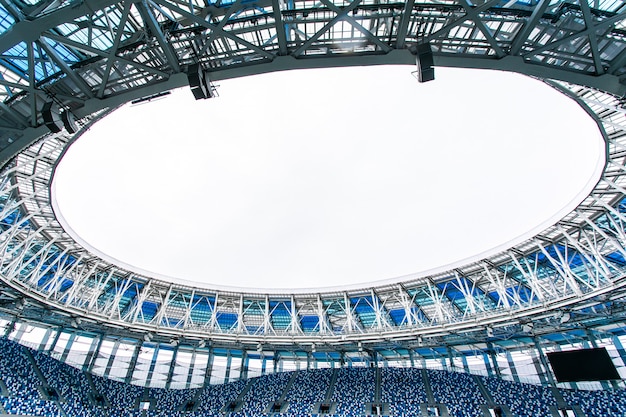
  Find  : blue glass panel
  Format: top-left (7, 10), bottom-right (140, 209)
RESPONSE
top-left (388, 309), bottom-right (406, 325)
top-left (606, 251), bottom-right (626, 266)
top-left (323, 298), bottom-right (345, 314)
top-left (161, 317), bottom-right (184, 327)
top-left (270, 302), bottom-right (291, 330)
top-left (300, 315), bottom-right (319, 333)
top-left (618, 196), bottom-right (626, 214)
top-left (58, 277), bottom-right (73, 292)
top-left (351, 296), bottom-right (373, 312)
top-left (243, 299), bottom-right (264, 312)
top-left (351, 297), bottom-right (376, 327)
top-left (594, 213), bottom-right (612, 231)
top-left (141, 301), bottom-right (159, 321)
top-left (1, 42), bottom-right (28, 79)
top-left (0, 6), bottom-right (14, 36)
top-left (216, 312), bottom-right (238, 330)
top-left (0, 209), bottom-right (26, 229)
top-left (414, 348), bottom-right (434, 357)
top-left (409, 288), bottom-right (436, 306)
top-left (506, 285), bottom-right (534, 303)
top-left (190, 296), bottom-right (213, 325)
top-left (118, 283), bottom-right (142, 317)
top-left (570, 252), bottom-right (584, 268)
top-left (488, 290), bottom-right (504, 305)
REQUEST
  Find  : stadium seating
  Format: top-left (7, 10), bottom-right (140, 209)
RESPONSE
top-left (428, 369), bottom-right (485, 417)
top-left (481, 375), bottom-right (557, 417)
top-left (1, 337), bottom-right (625, 417)
top-left (234, 370), bottom-right (293, 415)
top-left (330, 367), bottom-right (375, 416)
top-left (0, 338), bottom-right (42, 400)
top-left (284, 367), bottom-right (333, 414)
top-left (381, 367), bottom-right (427, 416)
top-left (194, 378), bottom-right (247, 415)
top-left (561, 385), bottom-right (626, 417)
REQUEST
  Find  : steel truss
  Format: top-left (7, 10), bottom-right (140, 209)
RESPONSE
top-left (0, 0), bottom-right (625, 355)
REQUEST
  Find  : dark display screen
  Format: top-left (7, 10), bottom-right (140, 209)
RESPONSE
top-left (547, 348), bottom-right (620, 382)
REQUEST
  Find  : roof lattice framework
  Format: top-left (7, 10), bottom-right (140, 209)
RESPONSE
top-left (0, 0), bottom-right (626, 373)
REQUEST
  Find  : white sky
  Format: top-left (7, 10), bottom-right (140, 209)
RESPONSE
top-left (52, 66), bottom-right (604, 292)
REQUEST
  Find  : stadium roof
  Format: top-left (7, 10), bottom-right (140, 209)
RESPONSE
top-left (1, 0), bottom-right (626, 389)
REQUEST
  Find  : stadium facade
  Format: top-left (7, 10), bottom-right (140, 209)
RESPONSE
top-left (0, 0), bottom-right (625, 400)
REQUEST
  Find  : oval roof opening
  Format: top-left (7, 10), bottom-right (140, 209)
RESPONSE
top-left (51, 66), bottom-right (605, 292)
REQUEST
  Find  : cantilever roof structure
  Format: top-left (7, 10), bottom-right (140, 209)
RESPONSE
top-left (1, 0), bottom-right (626, 389)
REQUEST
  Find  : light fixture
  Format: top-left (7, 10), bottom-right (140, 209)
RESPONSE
top-left (486, 326), bottom-right (494, 337)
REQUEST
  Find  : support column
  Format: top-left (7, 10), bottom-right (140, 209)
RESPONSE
top-left (461, 354), bottom-right (470, 374)
top-left (483, 352), bottom-right (495, 378)
top-left (185, 349), bottom-right (197, 389)
top-left (612, 335), bottom-right (626, 368)
top-left (443, 348), bottom-right (451, 372)
top-left (201, 347), bottom-right (214, 389)
top-left (224, 351), bottom-right (232, 382)
top-left (145, 345), bottom-right (161, 387)
top-left (261, 354), bottom-right (267, 375)
top-left (505, 350), bottom-right (520, 383)
top-left (273, 352), bottom-right (280, 373)
top-left (2, 316), bottom-right (17, 337)
top-left (240, 350), bottom-right (249, 380)
top-left (408, 349), bottom-right (415, 368)
top-left (585, 329), bottom-right (615, 389)
top-left (532, 337), bottom-right (556, 387)
top-left (438, 356), bottom-right (446, 371)
top-left (59, 332), bottom-right (76, 363)
top-left (165, 346), bottom-right (179, 390)
top-left (46, 328), bottom-right (62, 354)
top-left (124, 342), bottom-right (142, 385)
top-left (487, 342), bottom-right (502, 379)
top-left (84, 335), bottom-right (104, 374)
top-left (13, 322), bottom-right (28, 343)
top-left (611, 335), bottom-right (626, 390)
top-left (38, 328), bottom-right (53, 352)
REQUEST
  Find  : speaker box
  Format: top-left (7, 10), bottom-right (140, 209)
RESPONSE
top-left (42, 102), bottom-right (63, 133)
top-left (187, 63), bottom-right (213, 99)
top-left (416, 43), bottom-right (435, 83)
top-left (61, 109), bottom-right (78, 134)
